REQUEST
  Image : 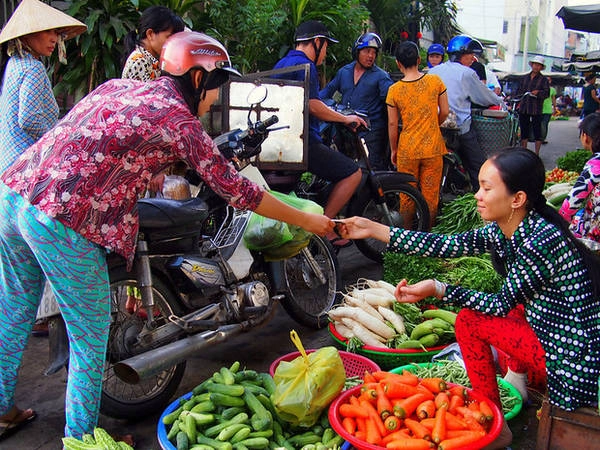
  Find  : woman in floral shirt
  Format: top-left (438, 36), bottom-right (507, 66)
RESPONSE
top-left (559, 113), bottom-right (600, 243)
top-left (338, 147), bottom-right (600, 449)
top-left (0, 32), bottom-right (334, 441)
top-left (121, 5), bottom-right (184, 81)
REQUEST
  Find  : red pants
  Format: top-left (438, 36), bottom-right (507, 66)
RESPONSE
top-left (455, 306), bottom-right (547, 408)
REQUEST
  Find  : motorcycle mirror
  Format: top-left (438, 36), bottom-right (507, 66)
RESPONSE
top-left (246, 85), bottom-right (268, 106)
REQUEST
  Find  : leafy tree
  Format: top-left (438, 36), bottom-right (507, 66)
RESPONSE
top-left (50, 0), bottom-right (139, 104)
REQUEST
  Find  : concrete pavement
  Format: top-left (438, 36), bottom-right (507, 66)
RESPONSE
top-left (3, 117), bottom-right (584, 449)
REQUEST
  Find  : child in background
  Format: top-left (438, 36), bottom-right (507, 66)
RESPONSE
top-left (559, 113), bottom-right (600, 243)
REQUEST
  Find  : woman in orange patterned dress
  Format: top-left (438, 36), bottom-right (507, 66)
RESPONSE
top-left (387, 41), bottom-right (449, 226)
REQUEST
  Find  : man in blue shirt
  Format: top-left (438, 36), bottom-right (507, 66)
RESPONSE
top-left (320, 33), bottom-right (394, 170)
top-left (272, 20), bottom-right (365, 246)
top-left (430, 35), bottom-right (502, 191)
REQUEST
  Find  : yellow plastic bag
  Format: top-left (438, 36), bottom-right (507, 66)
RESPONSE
top-left (272, 330), bottom-right (345, 427)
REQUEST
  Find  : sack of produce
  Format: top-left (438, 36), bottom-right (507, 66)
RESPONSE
top-left (244, 191), bottom-right (323, 260)
top-left (161, 175), bottom-right (192, 200)
top-left (272, 330), bottom-right (345, 427)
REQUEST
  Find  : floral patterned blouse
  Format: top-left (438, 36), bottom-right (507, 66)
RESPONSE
top-left (559, 153), bottom-right (600, 243)
top-left (388, 211), bottom-right (600, 411)
top-left (121, 46), bottom-right (161, 82)
top-left (1, 77), bottom-right (264, 268)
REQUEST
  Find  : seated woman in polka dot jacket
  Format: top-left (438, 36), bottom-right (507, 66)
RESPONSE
top-left (336, 147), bottom-right (600, 450)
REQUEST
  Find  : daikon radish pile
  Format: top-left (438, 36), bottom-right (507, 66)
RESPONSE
top-left (328, 278), bottom-right (458, 351)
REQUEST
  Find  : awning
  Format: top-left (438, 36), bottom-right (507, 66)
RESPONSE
top-left (556, 4), bottom-right (600, 33)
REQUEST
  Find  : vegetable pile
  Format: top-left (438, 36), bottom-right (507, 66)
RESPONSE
top-left (162, 361), bottom-right (344, 450)
top-left (556, 149), bottom-right (592, 173)
top-left (333, 369), bottom-right (498, 449)
top-left (431, 194), bottom-right (484, 235)
top-left (327, 279), bottom-right (457, 351)
top-left (62, 427), bottom-right (133, 449)
top-left (400, 361), bottom-right (521, 418)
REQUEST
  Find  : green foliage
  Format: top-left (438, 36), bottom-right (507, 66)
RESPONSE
top-left (431, 193), bottom-right (485, 234)
top-left (50, 0), bottom-right (139, 103)
top-left (556, 149), bottom-right (593, 173)
top-left (383, 253), bottom-right (503, 295)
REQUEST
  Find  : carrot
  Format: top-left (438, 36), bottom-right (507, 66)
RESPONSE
top-left (435, 392), bottom-right (450, 410)
top-left (361, 398), bottom-right (387, 437)
top-left (376, 384), bottom-right (394, 419)
top-left (355, 430), bottom-right (366, 441)
top-left (386, 438), bottom-right (435, 449)
top-left (360, 387), bottom-right (378, 403)
top-left (448, 385), bottom-right (467, 399)
top-left (419, 377), bottom-right (447, 394)
top-left (356, 417), bottom-right (367, 435)
top-left (431, 405), bottom-right (447, 444)
top-left (437, 432), bottom-right (488, 450)
top-left (365, 412), bottom-right (383, 445)
top-left (416, 399), bottom-right (436, 419)
top-left (444, 412), bottom-right (468, 431)
top-left (383, 380), bottom-right (419, 399)
top-left (448, 394), bottom-right (464, 414)
top-left (363, 371), bottom-right (377, 384)
top-left (374, 370), bottom-right (419, 386)
top-left (445, 430), bottom-right (486, 439)
top-left (404, 418), bottom-right (432, 441)
top-left (419, 418), bottom-right (435, 430)
top-left (340, 403), bottom-right (369, 418)
top-left (479, 401), bottom-right (495, 422)
top-left (393, 393), bottom-right (430, 419)
top-left (349, 394), bottom-right (361, 407)
top-left (457, 406), bottom-right (486, 424)
top-left (415, 384), bottom-right (435, 400)
top-left (455, 409), bottom-right (486, 432)
top-left (384, 415), bottom-right (402, 432)
top-left (381, 429), bottom-right (413, 445)
top-left (342, 416), bottom-right (357, 435)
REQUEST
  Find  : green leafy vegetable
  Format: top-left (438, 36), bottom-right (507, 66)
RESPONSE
top-left (556, 149), bottom-right (593, 173)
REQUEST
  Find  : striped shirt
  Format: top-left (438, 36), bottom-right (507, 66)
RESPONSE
top-left (0, 52), bottom-right (59, 172)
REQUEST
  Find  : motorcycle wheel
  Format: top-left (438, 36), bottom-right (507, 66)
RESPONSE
top-left (350, 173), bottom-right (430, 263)
top-left (101, 267), bottom-right (186, 420)
top-left (280, 235), bottom-right (341, 329)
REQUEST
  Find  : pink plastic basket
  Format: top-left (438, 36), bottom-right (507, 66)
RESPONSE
top-left (329, 384), bottom-right (503, 450)
top-left (269, 349), bottom-right (380, 378)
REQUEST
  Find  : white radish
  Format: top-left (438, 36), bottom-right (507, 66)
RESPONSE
top-left (350, 287), bottom-right (395, 308)
top-left (377, 305), bottom-right (405, 335)
top-left (340, 317), bottom-right (388, 348)
top-left (333, 321), bottom-right (354, 340)
top-left (328, 306), bottom-right (395, 339)
top-left (375, 280), bottom-right (398, 297)
top-left (343, 294), bottom-right (385, 321)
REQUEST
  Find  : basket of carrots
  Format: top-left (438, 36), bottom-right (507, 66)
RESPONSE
top-left (328, 369), bottom-right (502, 450)
top-left (327, 279), bottom-right (455, 370)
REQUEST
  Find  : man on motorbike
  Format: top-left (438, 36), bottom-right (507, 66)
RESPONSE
top-left (319, 32), bottom-right (394, 170)
top-left (430, 35), bottom-right (502, 191)
top-left (0, 31), bottom-right (334, 443)
top-left (272, 20), bottom-right (365, 247)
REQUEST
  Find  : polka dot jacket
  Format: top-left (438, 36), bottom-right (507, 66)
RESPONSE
top-left (388, 211), bottom-right (600, 411)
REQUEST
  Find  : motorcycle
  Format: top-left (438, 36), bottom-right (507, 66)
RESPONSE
top-left (37, 86), bottom-right (342, 419)
top-left (264, 102), bottom-right (430, 263)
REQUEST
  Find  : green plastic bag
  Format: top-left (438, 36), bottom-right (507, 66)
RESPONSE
top-left (243, 191), bottom-right (323, 261)
top-left (272, 330), bottom-right (345, 427)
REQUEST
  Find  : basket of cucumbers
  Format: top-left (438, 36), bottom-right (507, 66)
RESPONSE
top-left (158, 361), bottom-right (346, 450)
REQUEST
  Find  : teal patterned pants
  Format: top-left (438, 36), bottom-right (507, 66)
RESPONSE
top-left (0, 182), bottom-right (110, 438)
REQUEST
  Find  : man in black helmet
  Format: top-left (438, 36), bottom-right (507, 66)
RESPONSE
top-left (320, 32), bottom-right (394, 170)
top-left (272, 20), bottom-right (365, 247)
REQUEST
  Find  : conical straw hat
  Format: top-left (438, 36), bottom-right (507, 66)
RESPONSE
top-left (0, 0), bottom-right (87, 45)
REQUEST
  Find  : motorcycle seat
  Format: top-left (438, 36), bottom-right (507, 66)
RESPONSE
top-left (138, 197), bottom-right (209, 229)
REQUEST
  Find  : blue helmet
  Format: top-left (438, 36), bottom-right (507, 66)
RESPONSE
top-left (446, 35), bottom-right (483, 61)
top-left (352, 32), bottom-right (382, 59)
top-left (427, 43), bottom-right (445, 56)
